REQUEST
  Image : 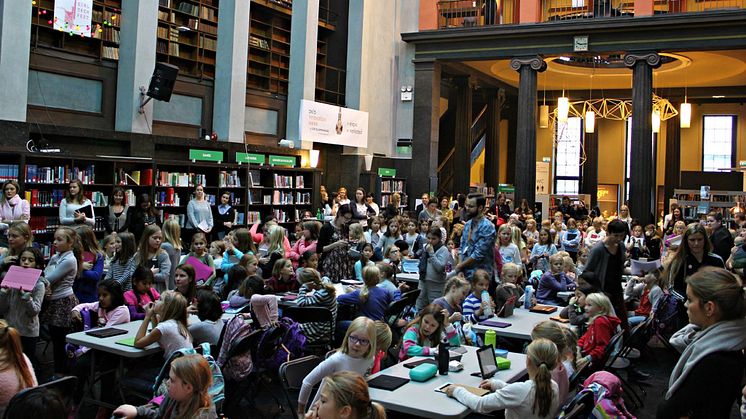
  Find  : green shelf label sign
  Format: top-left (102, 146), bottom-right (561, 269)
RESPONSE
top-left (269, 155), bottom-right (296, 167)
top-left (189, 149), bottom-right (224, 162)
top-left (378, 168), bottom-right (396, 177)
top-left (236, 152), bottom-right (265, 164)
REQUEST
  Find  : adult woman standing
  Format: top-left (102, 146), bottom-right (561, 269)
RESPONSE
top-left (317, 204), bottom-right (354, 282)
top-left (104, 186), bottom-right (129, 234)
top-left (383, 193), bottom-right (401, 219)
top-left (213, 191), bottom-right (236, 240)
top-left (0, 181), bottom-right (30, 233)
top-left (59, 180), bottom-right (94, 227)
top-left (123, 193), bottom-right (159, 243)
top-left (662, 202), bottom-right (682, 233)
top-left (351, 188), bottom-right (374, 221)
top-left (186, 184), bottom-right (213, 245)
top-left (657, 268), bottom-right (746, 418)
top-left (663, 223), bottom-right (724, 296)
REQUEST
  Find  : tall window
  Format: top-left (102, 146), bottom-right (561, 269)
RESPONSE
top-left (702, 115), bottom-right (736, 172)
top-left (624, 118), bottom-right (657, 202)
top-left (554, 117), bottom-right (582, 194)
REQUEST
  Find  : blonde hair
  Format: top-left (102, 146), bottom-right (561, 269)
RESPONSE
top-left (158, 291), bottom-right (190, 340)
top-left (321, 371), bottom-right (386, 419)
top-left (511, 226), bottom-right (526, 249)
top-left (0, 320), bottom-right (35, 390)
top-left (443, 275), bottom-right (470, 296)
top-left (549, 253), bottom-right (564, 266)
top-left (360, 265), bottom-right (380, 303)
top-left (239, 253), bottom-right (258, 270)
top-left (526, 338), bottom-right (559, 417)
top-left (497, 224), bottom-right (513, 244)
top-left (472, 269), bottom-right (491, 285)
top-left (374, 321), bottom-right (392, 354)
top-left (162, 218), bottom-right (183, 251)
top-left (6, 222), bottom-right (34, 254)
top-left (531, 320), bottom-right (568, 356)
top-left (585, 293), bottom-right (614, 321)
top-left (190, 232), bottom-right (207, 253)
top-left (340, 317), bottom-right (377, 359)
top-left (348, 222), bottom-right (364, 242)
top-left (169, 354), bottom-right (213, 417)
top-left (501, 262), bottom-right (522, 279)
top-left (562, 256), bottom-right (576, 273)
top-left (297, 268), bottom-right (335, 297)
top-left (267, 225), bottom-right (286, 255)
top-left (136, 224), bottom-right (164, 265)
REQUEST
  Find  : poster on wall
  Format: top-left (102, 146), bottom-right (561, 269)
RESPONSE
top-left (535, 161), bottom-right (550, 195)
top-left (299, 99), bottom-right (369, 148)
top-left (54, 0), bottom-right (93, 37)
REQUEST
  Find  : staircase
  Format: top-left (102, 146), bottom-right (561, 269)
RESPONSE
top-left (436, 102), bottom-right (488, 197)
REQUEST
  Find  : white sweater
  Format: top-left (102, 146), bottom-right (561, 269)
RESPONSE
top-left (298, 352), bottom-right (372, 411)
top-left (452, 379), bottom-right (560, 419)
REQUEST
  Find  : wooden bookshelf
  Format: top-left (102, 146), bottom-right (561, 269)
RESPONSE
top-left (157, 0), bottom-right (219, 79)
top-left (247, 4), bottom-right (291, 95)
top-left (31, 0), bottom-right (122, 61)
top-left (672, 189), bottom-right (745, 223)
top-left (377, 177), bottom-right (409, 210)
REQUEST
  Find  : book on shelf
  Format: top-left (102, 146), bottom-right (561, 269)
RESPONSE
top-left (218, 170), bottom-right (241, 188)
top-left (273, 174), bottom-right (293, 188)
top-left (246, 211), bottom-right (261, 224)
top-left (295, 192), bottom-right (310, 204)
top-left (124, 189), bottom-right (136, 206)
top-left (177, 2), bottom-right (199, 16)
top-left (0, 164), bottom-right (19, 181)
top-left (102, 46), bottom-right (120, 60)
top-left (27, 189), bottom-right (66, 207)
top-left (263, 195), bottom-right (271, 205)
top-left (248, 190), bottom-right (261, 205)
top-left (25, 165), bottom-right (70, 184)
top-left (157, 188), bottom-right (180, 206)
top-left (272, 191), bottom-right (294, 205)
top-left (157, 171), bottom-right (205, 187)
top-left (248, 170), bottom-right (261, 187)
top-left (199, 5), bottom-right (217, 21)
top-left (235, 212), bottom-right (245, 225)
top-left (295, 175), bottom-right (305, 188)
top-left (158, 0), bottom-right (171, 7)
top-left (380, 179), bottom-right (405, 193)
top-left (84, 191), bottom-right (109, 207)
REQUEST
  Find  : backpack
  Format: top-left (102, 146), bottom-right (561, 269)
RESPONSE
top-left (255, 317), bottom-right (307, 371)
top-left (559, 371), bottom-right (634, 419)
top-left (652, 289), bottom-right (684, 336)
top-left (153, 342), bottom-right (225, 408)
top-left (65, 308), bottom-right (95, 362)
top-left (217, 314), bottom-right (255, 382)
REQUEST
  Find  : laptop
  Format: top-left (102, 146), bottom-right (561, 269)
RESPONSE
top-left (476, 345), bottom-right (499, 379)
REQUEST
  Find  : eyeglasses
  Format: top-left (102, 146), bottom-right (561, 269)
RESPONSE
top-left (348, 335), bottom-right (370, 346)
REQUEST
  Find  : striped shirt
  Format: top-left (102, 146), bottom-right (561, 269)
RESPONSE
top-left (295, 284), bottom-right (337, 344)
top-left (105, 255), bottom-right (137, 291)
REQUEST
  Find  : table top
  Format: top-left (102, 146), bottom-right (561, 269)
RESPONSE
top-left (66, 320), bottom-right (162, 358)
top-left (472, 306), bottom-right (566, 340)
top-left (276, 283), bottom-right (349, 307)
top-left (397, 272), bottom-right (420, 284)
top-left (368, 346), bottom-right (527, 419)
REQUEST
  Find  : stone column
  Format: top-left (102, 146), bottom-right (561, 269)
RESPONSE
top-left (285, 0), bottom-right (319, 147)
top-left (213, 0), bottom-right (250, 143)
top-left (0, 0), bottom-right (32, 122)
top-left (453, 76), bottom-right (473, 197)
top-left (664, 103), bottom-right (681, 209)
top-left (581, 130), bottom-right (599, 208)
top-left (115, 0), bottom-right (158, 134)
top-left (510, 56), bottom-right (546, 207)
top-left (624, 52), bottom-right (660, 225)
top-left (411, 60), bottom-right (441, 208)
top-left (483, 89), bottom-right (504, 191)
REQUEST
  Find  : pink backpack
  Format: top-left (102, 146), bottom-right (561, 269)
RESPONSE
top-left (217, 314), bottom-right (255, 381)
top-left (582, 371), bottom-right (636, 419)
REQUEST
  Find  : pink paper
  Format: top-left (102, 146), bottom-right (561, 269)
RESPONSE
top-left (1, 265), bottom-right (42, 291)
top-left (184, 256), bottom-right (213, 282)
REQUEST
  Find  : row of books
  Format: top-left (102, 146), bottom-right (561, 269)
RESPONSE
top-left (156, 171), bottom-right (207, 187)
top-left (115, 169), bottom-right (154, 186)
top-left (159, 211), bottom-right (247, 227)
top-left (274, 174), bottom-right (307, 189)
top-left (0, 165), bottom-right (19, 181)
top-left (24, 190), bottom-right (109, 207)
top-left (199, 5), bottom-right (217, 21)
top-left (92, 27), bottom-right (120, 43)
top-left (199, 35), bottom-right (217, 51)
top-left (380, 180), bottom-right (405, 193)
top-left (92, 10), bottom-right (120, 27)
top-left (218, 171), bottom-right (242, 188)
top-left (381, 194), bottom-right (408, 208)
top-left (102, 46), bottom-right (120, 60)
top-left (271, 209), bottom-right (306, 223)
top-left (25, 164), bottom-right (96, 184)
top-left (249, 36), bottom-right (270, 50)
top-left (177, 1), bottom-right (199, 16)
top-left (154, 190), bottom-right (217, 206)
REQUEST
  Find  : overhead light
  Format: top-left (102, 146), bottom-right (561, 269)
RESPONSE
top-left (539, 105), bottom-right (549, 128)
top-left (364, 154), bottom-right (374, 172)
top-left (177, 26), bottom-right (191, 32)
top-left (559, 56), bottom-right (571, 62)
top-left (585, 110), bottom-right (595, 133)
top-left (309, 149), bottom-right (320, 168)
top-left (652, 109), bottom-right (661, 134)
top-left (712, 95), bottom-right (725, 99)
top-left (680, 102), bottom-right (691, 129)
top-left (558, 96), bottom-right (569, 122)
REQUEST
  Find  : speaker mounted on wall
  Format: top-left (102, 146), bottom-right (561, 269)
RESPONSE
top-left (139, 62), bottom-right (180, 114)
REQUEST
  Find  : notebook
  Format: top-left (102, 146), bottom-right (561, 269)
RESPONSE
top-left (480, 319), bottom-right (512, 328)
top-left (116, 337), bottom-right (137, 347)
top-left (550, 316), bottom-right (570, 323)
top-left (77, 205), bottom-right (94, 218)
top-left (0, 265), bottom-right (42, 291)
top-left (435, 383), bottom-right (489, 397)
top-left (367, 375), bottom-right (410, 391)
top-left (530, 305), bottom-right (558, 314)
top-left (85, 328), bottom-right (128, 338)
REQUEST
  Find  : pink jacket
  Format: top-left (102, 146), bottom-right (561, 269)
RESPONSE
top-left (72, 302), bottom-right (131, 327)
top-left (288, 239), bottom-right (317, 267)
top-left (249, 223), bottom-right (292, 254)
top-left (0, 195), bottom-right (30, 227)
top-left (250, 294), bottom-right (278, 328)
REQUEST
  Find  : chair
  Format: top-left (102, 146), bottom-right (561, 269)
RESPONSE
top-left (221, 329), bottom-right (270, 417)
top-left (604, 319), bottom-right (653, 408)
top-left (3, 376), bottom-right (78, 419)
top-left (568, 358), bottom-right (592, 391)
top-left (384, 297), bottom-right (411, 330)
top-left (278, 355), bottom-right (323, 414)
top-left (559, 389), bottom-right (595, 419)
top-left (282, 306), bottom-right (335, 355)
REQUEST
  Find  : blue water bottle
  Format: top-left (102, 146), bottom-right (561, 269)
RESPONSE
top-left (524, 285), bottom-right (533, 309)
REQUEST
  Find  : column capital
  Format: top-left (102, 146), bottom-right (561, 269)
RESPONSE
top-left (510, 56), bottom-right (547, 72)
top-left (623, 52), bottom-right (661, 69)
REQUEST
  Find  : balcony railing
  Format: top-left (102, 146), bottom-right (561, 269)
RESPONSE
top-left (436, 0), bottom-right (744, 28)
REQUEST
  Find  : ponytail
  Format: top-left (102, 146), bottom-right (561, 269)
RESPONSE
top-left (360, 265), bottom-right (380, 303)
top-left (370, 402), bottom-right (386, 419)
top-left (526, 338), bottom-right (558, 417)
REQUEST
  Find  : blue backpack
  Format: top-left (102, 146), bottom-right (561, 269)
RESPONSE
top-left (255, 317), bottom-right (307, 371)
top-left (653, 289), bottom-right (684, 336)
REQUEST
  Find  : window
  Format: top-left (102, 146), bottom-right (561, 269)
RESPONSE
top-left (554, 117), bottom-right (582, 194)
top-left (702, 115), bottom-right (736, 172)
top-left (624, 118), bottom-right (657, 202)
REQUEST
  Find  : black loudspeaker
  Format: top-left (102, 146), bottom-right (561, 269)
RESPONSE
top-left (146, 62), bottom-right (179, 102)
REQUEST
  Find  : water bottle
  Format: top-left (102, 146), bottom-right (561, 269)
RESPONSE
top-left (484, 329), bottom-right (497, 349)
top-left (524, 285), bottom-right (533, 309)
top-left (316, 208), bottom-right (323, 220)
top-left (481, 290), bottom-right (493, 317)
top-left (437, 340), bottom-right (449, 375)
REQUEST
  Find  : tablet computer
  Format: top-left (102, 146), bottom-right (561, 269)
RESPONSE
top-left (476, 345), bottom-right (499, 379)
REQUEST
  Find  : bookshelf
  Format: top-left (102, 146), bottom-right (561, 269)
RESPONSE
top-left (31, 0), bottom-right (122, 61)
top-left (377, 177), bottom-right (408, 210)
top-left (247, 3), bottom-right (291, 95)
top-left (672, 189), bottom-right (745, 223)
top-left (157, 0), bottom-right (219, 79)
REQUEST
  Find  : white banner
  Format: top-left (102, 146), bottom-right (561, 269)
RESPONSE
top-left (536, 161), bottom-right (550, 195)
top-left (299, 99), bottom-right (368, 148)
top-left (54, 0), bottom-right (93, 37)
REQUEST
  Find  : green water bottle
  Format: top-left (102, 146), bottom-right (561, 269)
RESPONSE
top-left (484, 329), bottom-right (497, 349)
top-left (316, 208), bottom-right (322, 220)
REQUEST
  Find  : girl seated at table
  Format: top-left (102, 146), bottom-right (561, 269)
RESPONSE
top-left (444, 338), bottom-right (560, 418)
top-left (134, 290), bottom-right (192, 359)
top-left (305, 371), bottom-right (386, 419)
top-left (495, 263), bottom-right (526, 314)
top-left (463, 269), bottom-right (496, 323)
top-left (220, 265), bottom-right (247, 302)
top-left (577, 293), bottom-right (621, 371)
top-left (432, 275), bottom-right (470, 324)
top-left (354, 243), bottom-right (375, 281)
top-left (296, 250), bottom-right (318, 278)
top-left (188, 290), bottom-right (224, 346)
top-left (173, 263), bottom-right (198, 308)
top-left (297, 317), bottom-right (378, 416)
top-left (559, 281), bottom-right (597, 334)
top-left (531, 321), bottom-right (572, 405)
top-left (72, 279), bottom-right (130, 327)
top-left (124, 266), bottom-right (161, 321)
top-left (537, 253), bottom-right (575, 305)
top-left (337, 265), bottom-right (397, 322)
top-left (227, 275), bottom-right (266, 309)
top-left (240, 253), bottom-right (261, 279)
top-left (113, 354), bottom-right (216, 419)
top-left (179, 232), bottom-right (216, 288)
top-left (370, 321), bottom-right (392, 375)
top-left (296, 268), bottom-right (337, 345)
top-left (399, 304), bottom-right (460, 361)
top-left (266, 258), bottom-right (299, 294)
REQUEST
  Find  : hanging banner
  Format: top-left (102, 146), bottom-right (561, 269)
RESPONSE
top-left (299, 99), bottom-right (369, 148)
top-left (54, 0), bottom-right (93, 37)
top-left (535, 161), bottom-right (550, 195)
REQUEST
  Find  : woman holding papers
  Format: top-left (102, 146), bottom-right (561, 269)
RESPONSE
top-left (59, 180), bottom-right (94, 227)
top-left (0, 180), bottom-right (30, 233)
top-left (186, 184), bottom-right (214, 244)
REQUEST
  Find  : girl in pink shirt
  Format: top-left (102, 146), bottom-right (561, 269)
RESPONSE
top-left (72, 279), bottom-right (130, 327)
top-left (124, 266), bottom-right (161, 321)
